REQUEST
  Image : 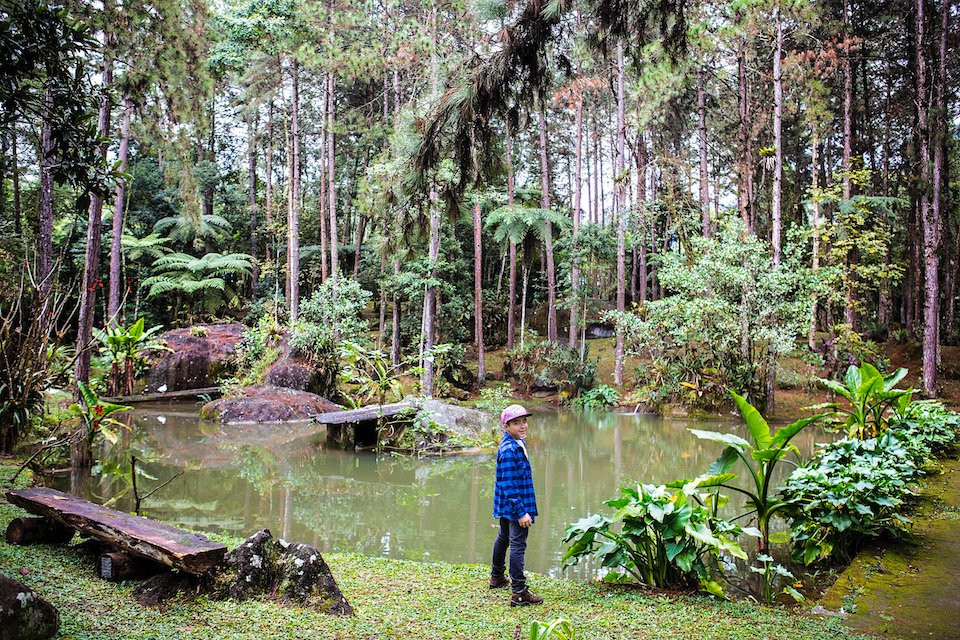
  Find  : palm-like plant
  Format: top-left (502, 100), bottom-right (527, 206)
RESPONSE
top-left (142, 252), bottom-right (252, 320)
top-left (689, 391), bottom-right (826, 552)
top-left (153, 212), bottom-right (233, 252)
top-left (485, 204), bottom-right (570, 347)
top-left (95, 318), bottom-right (171, 396)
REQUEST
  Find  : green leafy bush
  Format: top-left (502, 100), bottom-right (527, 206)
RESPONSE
top-left (563, 481), bottom-right (751, 596)
top-left (782, 431), bottom-right (920, 565)
top-left (607, 221), bottom-right (820, 410)
top-left (505, 339), bottom-right (596, 397)
top-left (298, 277), bottom-right (372, 339)
top-left (572, 385), bottom-right (621, 410)
top-left (889, 400), bottom-right (960, 457)
top-left (233, 315), bottom-right (284, 385)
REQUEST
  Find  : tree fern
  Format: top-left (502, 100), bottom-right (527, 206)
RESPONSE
top-left (144, 252), bottom-right (251, 320)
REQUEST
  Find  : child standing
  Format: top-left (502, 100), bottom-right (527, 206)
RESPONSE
top-left (489, 404), bottom-right (543, 606)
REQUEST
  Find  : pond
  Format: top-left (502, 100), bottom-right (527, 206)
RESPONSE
top-left (52, 402), bottom-right (835, 581)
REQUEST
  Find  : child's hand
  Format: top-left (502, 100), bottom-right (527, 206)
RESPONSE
top-left (518, 514), bottom-right (533, 527)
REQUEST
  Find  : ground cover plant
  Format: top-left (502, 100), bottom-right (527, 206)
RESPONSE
top-left (0, 464), bottom-right (873, 640)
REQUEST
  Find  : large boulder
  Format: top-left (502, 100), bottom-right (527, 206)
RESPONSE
top-left (265, 350), bottom-right (336, 397)
top-left (414, 398), bottom-right (494, 442)
top-left (0, 573), bottom-right (59, 640)
top-left (148, 322), bottom-right (244, 392)
top-left (200, 385), bottom-right (340, 424)
top-left (133, 530), bottom-right (352, 616)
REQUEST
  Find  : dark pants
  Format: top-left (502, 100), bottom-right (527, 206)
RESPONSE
top-left (491, 517), bottom-right (528, 592)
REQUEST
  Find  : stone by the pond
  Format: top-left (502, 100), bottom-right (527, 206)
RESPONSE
top-left (0, 573), bottom-right (59, 640)
top-left (414, 398), bottom-right (494, 441)
top-left (200, 385), bottom-right (340, 424)
top-left (217, 530), bottom-right (353, 615)
top-left (265, 350), bottom-right (336, 397)
top-left (148, 323), bottom-right (244, 392)
top-left (133, 530), bottom-right (352, 616)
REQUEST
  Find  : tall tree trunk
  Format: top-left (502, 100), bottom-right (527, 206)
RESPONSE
top-left (37, 90), bottom-right (54, 302)
top-left (539, 108), bottom-right (558, 343)
top-left (506, 120), bottom-right (518, 350)
top-left (766, 13), bottom-right (784, 416)
top-left (614, 42), bottom-right (626, 386)
top-left (473, 201), bottom-right (485, 382)
top-left (737, 31), bottom-right (752, 233)
top-left (842, 0), bottom-right (857, 329)
top-left (318, 87), bottom-right (328, 282)
top-left (11, 131), bottom-right (21, 236)
top-left (327, 72), bottom-right (339, 293)
top-left (878, 79), bottom-right (893, 330)
top-left (288, 59), bottom-right (301, 324)
top-left (203, 99), bottom-right (215, 222)
top-left (771, 15), bottom-right (783, 266)
top-left (353, 214), bottom-right (366, 278)
top-left (697, 67), bottom-right (711, 238)
top-left (390, 71), bottom-right (402, 366)
top-left (247, 110), bottom-right (259, 293)
top-left (421, 200), bottom-right (441, 396)
top-left (265, 99), bottom-right (274, 264)
top-left (107, 94), bottom-right (133, 326)
top-left (935, 0), bottom-right (951, 341)
top-left (569, 89), bottom-right (584, 348)
top-left (75, 40), bottom-right (114, 389)
top-left (809, 131), bottom-right (822, 350)
top-left (636, 128), bottom-right (648, 304)
top-left (916, 0), bottom-right (938, 395)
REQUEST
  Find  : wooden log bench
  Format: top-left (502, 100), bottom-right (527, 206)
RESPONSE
top-left (5, 488), bottom-right (227, 575)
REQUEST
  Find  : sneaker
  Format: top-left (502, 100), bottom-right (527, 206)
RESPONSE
top-left (489, 575), bottom-right (509, 590)
top-left (510, 588), bottom-right (544, 606)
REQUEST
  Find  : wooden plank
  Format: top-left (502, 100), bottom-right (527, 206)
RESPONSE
top-left (312, 400), bottom-right (415, 425)
top-left (5, 488), bottom-right (226, 574)
top-left (101, 386), bottom-right (224, 404)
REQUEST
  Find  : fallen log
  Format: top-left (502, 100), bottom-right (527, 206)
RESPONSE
top-left (5, 488), bottom-right (226, 574)
top-left (97, 552), bottom-right (166, 582)
top-left (0, 573), bottom-right (59, 640)
top-left (5, 517), bottom-right (74, 545)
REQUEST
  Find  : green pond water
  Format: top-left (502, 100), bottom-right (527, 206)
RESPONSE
top-left (57, 401), bottom-right (835, 581)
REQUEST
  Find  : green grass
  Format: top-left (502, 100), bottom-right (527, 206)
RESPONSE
top-left (1, 463), bottom-right (873, 640)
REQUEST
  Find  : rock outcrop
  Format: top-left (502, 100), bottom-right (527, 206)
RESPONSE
top-left (132, 530), bottom-right (353, 616)
top-left (0, 573), bottom-right (59, 640)
top-left (199, 385), bottom-right (340, 424)
top-left (148, 323), bottom-right (244, 392)
top-left (264, 351), bottom-right (336, 397)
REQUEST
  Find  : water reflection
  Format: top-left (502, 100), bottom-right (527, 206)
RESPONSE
top-left (52, 402), bottom-right (835, 580)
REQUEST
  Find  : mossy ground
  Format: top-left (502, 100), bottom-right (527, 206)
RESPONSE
top-left (1, 464), bottom-right (872, 640)
top-left (819, 456), bottom-right (960, 639)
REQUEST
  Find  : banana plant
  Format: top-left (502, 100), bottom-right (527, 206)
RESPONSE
top-left (95, 318), bottom-right (170, 396)
top-left (70, 381), bottom-right (133, 468)
top-left (689, 391), bottom-right (826, 553)
top-left (813, 362), bottom-right (912, 439)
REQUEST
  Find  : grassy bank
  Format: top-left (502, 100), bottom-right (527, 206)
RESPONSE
top-left (0, 464), bottom-right (872, 640)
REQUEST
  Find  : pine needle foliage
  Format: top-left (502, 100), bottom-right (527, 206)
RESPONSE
top-left (411, 0), bottom-right (688, 197)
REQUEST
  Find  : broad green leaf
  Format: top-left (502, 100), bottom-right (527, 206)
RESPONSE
top-left (883, 367), bottom-right (908, 391)
top-left (730, 391), bottom-right (772, 449)
top-left (771, 414), bottom-right (826, 449)
top-left (688, 429), bottom-right (750, 450)
top-left (706, 446), bottom-right (739, 475)
top-left (684, 473), bottom-right (737, 491)
top-left (699, 579), bottom-right (729, 600)
top-left (844, 365), bottom-right (862, 395)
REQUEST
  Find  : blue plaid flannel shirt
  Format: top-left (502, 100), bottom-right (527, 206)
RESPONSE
top-left (493, 433), bottom-right (538, 522)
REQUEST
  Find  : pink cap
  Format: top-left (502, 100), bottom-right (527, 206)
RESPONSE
top-left (500, 404), bottom-right (532, 426)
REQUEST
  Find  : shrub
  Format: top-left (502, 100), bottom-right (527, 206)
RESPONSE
top-left (606, 221), bottom-right (820, 410)
top-left (814, 362), bottom-right (911, 439)
top-left (505, 339), bottom-right (596, 397)
top-left (234, 315), bottom-right (284, 385)
top-left (889, 400), bottom-right (960, 457)
top-left (563, 481), bottom-right (751, 596)
top-left (572, 385), bottom-right (621, 410)
top-left (298, 277), bottom-right (372, 340)
top-left (782, 431), bottom-right (920, 565)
